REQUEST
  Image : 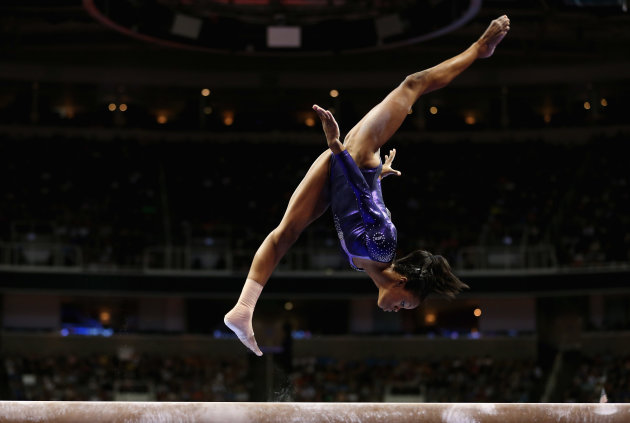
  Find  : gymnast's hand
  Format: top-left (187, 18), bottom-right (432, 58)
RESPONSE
top-left (313, 104), bottom-right (343, 154)
top-left (380, 148), bottom-right (402, 180)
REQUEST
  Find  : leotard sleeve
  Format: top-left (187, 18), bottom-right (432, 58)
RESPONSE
top-left (334, 150), bottom-right (381, 225)
top-left (331, 150), bottom-right (397, 266)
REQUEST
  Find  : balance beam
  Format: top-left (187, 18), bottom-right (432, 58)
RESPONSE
top-left (0, 402), bottom-right (628, 423)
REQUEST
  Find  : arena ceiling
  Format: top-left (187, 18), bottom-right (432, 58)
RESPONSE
top-left (2, 0), bottom-right (629, 75)
top-left (0, 0), bottom-right (628, 129)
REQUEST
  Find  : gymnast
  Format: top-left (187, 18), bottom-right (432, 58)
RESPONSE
top-left (225, 15), bottom-right (510, 356)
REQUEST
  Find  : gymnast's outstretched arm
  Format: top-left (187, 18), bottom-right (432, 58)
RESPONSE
top-left (313, 105), bottom-right (392, 227)
top-left (314, 105), bottom-right (397, 264)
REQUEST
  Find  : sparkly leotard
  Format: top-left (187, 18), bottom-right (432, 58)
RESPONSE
top-left (329, 150), bottom-right (397, 271)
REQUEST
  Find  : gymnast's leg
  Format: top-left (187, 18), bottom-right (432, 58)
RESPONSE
top-left (344, 15), bottom-right (510, 165)
top-left (224, 150), bottom-right (331, 356)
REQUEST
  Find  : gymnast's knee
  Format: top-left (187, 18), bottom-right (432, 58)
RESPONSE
top-left (402, 70), bottom-right (431, 95)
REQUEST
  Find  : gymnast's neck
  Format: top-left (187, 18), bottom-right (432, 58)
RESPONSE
top-left (353, 257), bottom-right (397, 289)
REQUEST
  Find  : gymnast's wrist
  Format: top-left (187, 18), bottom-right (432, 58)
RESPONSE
top-left (328, 138), bottom-right (344, 154)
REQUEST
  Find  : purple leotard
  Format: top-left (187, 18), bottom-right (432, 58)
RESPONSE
top-left (329, 150), bottom-right (397, 271)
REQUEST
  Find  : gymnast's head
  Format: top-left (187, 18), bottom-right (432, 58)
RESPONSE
top-left (377, 250), bottom-right (469, 312)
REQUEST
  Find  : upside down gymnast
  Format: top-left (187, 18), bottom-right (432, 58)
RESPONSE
top-left (225, 15), bottom-right (511, 356)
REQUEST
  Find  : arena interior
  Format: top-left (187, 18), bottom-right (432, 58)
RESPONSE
top-left (1, 0), bottom-right (630, 417)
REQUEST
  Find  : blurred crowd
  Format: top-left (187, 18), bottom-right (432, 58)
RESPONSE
top-left (8, 349), bottom-right (630, 403)
top-left (3, 353), bottom-right (250, 402)
top-left (3, 353), bottom-right (542, 403)
top-left (289, 356), bottom-right (542, 402)
top-left (1, 131), bottom-right (628, 270)
top-left (563, 353), bottom-right (630, 403)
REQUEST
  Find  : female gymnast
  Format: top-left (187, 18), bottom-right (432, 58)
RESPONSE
top-left (225, 15), bottom-right (510, 356)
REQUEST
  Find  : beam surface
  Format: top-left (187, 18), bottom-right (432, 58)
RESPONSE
top-left (0, 402), bottom-right (628, 423)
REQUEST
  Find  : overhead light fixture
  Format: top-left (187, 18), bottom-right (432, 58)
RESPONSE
top-left (171, 13), bottom-right (203, 39)
top-left (267, 26), bottom-right (301, 48)
top-left (375, 14), bottom-right (405, 42)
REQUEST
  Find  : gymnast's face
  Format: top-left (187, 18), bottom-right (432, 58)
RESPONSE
top-left (377, 272), bottom-right (421, 312)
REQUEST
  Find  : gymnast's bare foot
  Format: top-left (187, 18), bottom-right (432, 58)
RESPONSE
top-left (224, 308), bottom-right (263, 356)
top-left (476, 15), bottom-right (510, 59)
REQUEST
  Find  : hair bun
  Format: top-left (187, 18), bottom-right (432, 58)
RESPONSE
top-left (392, 249), bottom-right (468, 301)
top-left (428, 254), bottom-right (448, 277)
top-left (428, 253), bottom-right (441, 269)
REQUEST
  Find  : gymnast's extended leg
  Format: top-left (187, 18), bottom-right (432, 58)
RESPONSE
top-left (343, 15), bottom-right (510, 165)
top-left (224, 150), bottom-right (331, 356)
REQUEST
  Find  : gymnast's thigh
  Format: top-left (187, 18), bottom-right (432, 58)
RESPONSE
top-left (278, 149), bottom-right (331, 232)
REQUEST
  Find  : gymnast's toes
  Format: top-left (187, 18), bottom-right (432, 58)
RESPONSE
top-left (241, 334), bottom-right (263, 357)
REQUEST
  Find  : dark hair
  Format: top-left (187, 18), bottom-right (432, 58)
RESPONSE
top-left (392, 250), bottom-right (469, 301)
